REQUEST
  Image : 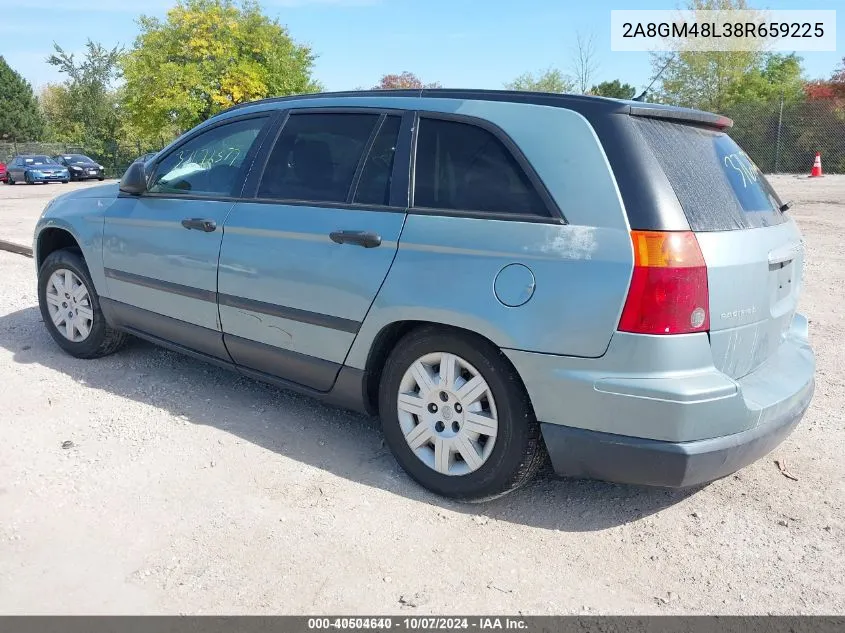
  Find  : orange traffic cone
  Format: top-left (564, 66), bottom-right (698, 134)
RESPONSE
top-left (809, 152), bottom-right (823, 178)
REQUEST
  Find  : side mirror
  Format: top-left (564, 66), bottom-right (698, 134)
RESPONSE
top-left (119, 161), bottom-right (148, 195)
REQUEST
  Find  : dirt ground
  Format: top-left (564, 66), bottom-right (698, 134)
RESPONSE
top-left (0, 176), bottom-right (842, 615)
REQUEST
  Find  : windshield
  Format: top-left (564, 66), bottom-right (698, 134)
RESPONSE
top-left (63, 154), bottom-right (96, 164)
top-left (631, 117), bottom-right (786, 231)
top-left (23, 156), bottom-right (55, 166)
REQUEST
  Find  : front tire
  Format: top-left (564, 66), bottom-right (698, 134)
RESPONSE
top-left (38, 249), bottom-right (127, 359)
top-left (379, 326), bottom-right (545, 501)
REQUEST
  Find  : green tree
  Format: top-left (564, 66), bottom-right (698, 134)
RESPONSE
top-left (121, 0), bottom-right (320, 141)
top-left (505, 68), bottom-right (574, 93)
top-left (45, 40), bottom-right (123, 154)
top-left (590, 79), bottom-right (636, 99)
top-left (651, 0), bottom-right (807, 111)
top-left (372, 72), bottom-right (441, 89)
top-left (722, 53), bottom-right (805, 105)
top-left (0, 56), bottom-right (45, 141)
top-left (39, 83), bottom-right (78, 142)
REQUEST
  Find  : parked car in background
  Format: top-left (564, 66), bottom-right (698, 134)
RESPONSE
top-left (6, 155), bottom-right (69, 184)
top-left (52, 154), bottom-right (105, 181)
top-left (0, 162), bottom-right (6, 183)
top-left (32, 90), bottom-right (815, 500)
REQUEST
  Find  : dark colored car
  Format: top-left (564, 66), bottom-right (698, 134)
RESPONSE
top-left (53, 154), bottom-right (105, 181)
top-left (0, 162), bottom-right (6, 183)
top-left (6, 155), bottom-right (69, 184)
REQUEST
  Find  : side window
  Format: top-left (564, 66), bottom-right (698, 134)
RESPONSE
top-left (353, 115), bottom-right (401, 206)
top-left (414, 118), bottom-right (548, 216)
top-left (149, 117), bottom-right (267, 196)
top-left (258, 113), bottom-right (380, 203)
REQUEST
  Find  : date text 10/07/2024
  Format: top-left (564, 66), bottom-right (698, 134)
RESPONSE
top-left (307, 617), bottom-right (528, 630)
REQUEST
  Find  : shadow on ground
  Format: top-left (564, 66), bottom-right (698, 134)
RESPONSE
top-left (0, 305), bottom-right (698, 531)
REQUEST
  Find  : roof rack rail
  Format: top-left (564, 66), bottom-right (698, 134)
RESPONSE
top-left (218, 89), bottom-right (729, 129)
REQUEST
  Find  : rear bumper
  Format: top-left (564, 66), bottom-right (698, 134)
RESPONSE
top-left (506, 314), bottom-right (815, 487)
top-left (541, 375), bottom-right (813, 487)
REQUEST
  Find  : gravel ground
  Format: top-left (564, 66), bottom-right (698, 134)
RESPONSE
top-left (0, 175), bottom-right (843, 615)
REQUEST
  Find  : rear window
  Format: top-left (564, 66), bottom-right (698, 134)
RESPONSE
top-left (632, 117), bottom-right (786, 231)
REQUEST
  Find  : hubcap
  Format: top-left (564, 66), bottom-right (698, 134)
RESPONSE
top-left (397, 352), bottom-right (499, 476)
top-left (45, 269), bottom-right (93, 343)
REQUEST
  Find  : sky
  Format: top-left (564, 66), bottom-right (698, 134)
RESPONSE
top-left (1, 0), bottom-right (841, 95)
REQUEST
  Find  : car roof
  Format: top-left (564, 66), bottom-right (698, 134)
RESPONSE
top-left (219, 88), bottom-right (733, 129)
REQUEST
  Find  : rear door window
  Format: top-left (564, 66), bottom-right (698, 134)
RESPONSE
top-left (413, 117), bottom-right (549, 217)
top-left (353, 115), bottom-right (401, 206)
top-left (258, 112), bottom-right (381, 203)
top-left (632, 117), bottom-right (786, 231)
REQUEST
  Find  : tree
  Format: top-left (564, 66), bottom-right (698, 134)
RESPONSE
top-left (805, 56), bottom-right (845, 101)
top-left (45, 40), bottom-right (122, 153)
top-left (724, 53), bottom-right (805, 104)
top-left (504, 68), bottom-right (574, 93)
top-left (572, 31), bottom-right (598, 94)
top-left (651, 0), bottom-right (806, 111)
top-left (39, 83), bottom-right (78, 142)
top-left (590, 79), bottom-right (636, 99)
top-left (121, 0), bottom-right (320, 141)
top-left (372, 72), bottom-right (441, 89)
top-left (832, 56), bottom-right (845, 85)
top-left (0, 56), bottom-right (45, 141)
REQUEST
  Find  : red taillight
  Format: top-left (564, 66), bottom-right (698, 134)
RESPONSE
top-left (618, 231), bottom-right (710, 335)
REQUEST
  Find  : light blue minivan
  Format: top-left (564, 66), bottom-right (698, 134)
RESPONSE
top-left (34, 90), bottom-right (815, 500)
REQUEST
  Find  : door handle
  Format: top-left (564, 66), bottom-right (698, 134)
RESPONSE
top-left (329, 230), bottom-right (382, 248)
top-left (181, 218), bottom-right (217, 232)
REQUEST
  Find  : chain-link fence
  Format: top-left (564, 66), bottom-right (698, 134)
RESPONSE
top-left (0, 140), bottom-right (161, 179)
top-left (3, 97), bottom-right (843, 177)
top-left (725, 98), bottom-right (845, 174)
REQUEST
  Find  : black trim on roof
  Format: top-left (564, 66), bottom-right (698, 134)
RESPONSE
top-left (222, 88), bottom-right (630, 116)
top-left (220, 88), bottom-right (730, 129)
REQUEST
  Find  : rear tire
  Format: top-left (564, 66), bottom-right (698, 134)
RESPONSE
top-left (25, 172), bottom-right (33, 185)
top-left (379, 326), bottom-right (545, 501)
top-left (38, 249), bottom-right (127, 359)
top-left (6, 174), bottom-right (13, 185)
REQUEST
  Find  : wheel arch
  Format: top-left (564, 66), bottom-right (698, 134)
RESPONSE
top-left (359, 320), bottom-right (534, 417)
top-left (36, 227), bottom-right (82, 269)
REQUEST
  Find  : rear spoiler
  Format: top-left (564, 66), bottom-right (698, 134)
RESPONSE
top-left (628, 104), bottom-right (733, 130)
